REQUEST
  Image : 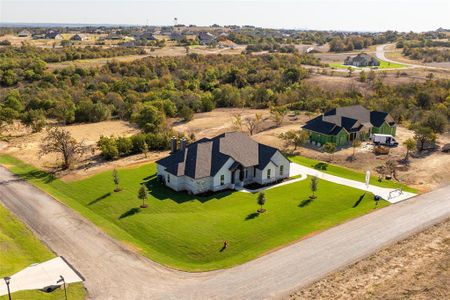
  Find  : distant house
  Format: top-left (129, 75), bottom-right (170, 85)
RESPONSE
top-left (45, 31), bottom-right (63, 40)
top-left (134, 32), bottom-right (156, 41)
top-left (156, 132), bottom-right (290, 194)
top-left (302, 105), bottom-right (396, 147)
top-left (106, 33), bottom-right (123, 40)
top-left (18, 30), bottom-right (31, 37)
top-left (344, 53), bottom-right (380, 67)
top-left (32, 34), bottom-right (46, 40)
top-left (198, 31), bottom-right (217, 45)
top-left (71, 34), bottom-right (87, 41)
top-left (170, 31), bottom-right (184, 41)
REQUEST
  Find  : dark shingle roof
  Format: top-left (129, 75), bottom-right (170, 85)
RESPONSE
top-left (157, 132), bottom-right (281, 179)
top-left (303, 105), bottom-right (394, 135)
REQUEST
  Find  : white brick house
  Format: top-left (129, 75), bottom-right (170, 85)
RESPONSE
top-left (156, 132), bottom-right (290, 194)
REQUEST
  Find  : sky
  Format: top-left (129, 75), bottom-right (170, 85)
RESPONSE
top-left (0, 0), bottom-right (449, 32)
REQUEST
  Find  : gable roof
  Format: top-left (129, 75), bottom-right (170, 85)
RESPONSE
top-left (156, 132), bottom-right (282, 179)
top-left (302, 105), bottom-right (395, 135)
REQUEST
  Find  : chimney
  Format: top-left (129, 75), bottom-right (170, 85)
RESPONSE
top-left (170, 136), bottom-right (177, 153)
top-left (180, 138), bottom-right (187, 152)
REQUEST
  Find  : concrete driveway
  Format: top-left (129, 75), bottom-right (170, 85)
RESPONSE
top-left (0, 166), bottom-right (449, 299)
top-left (290, 163), bottom-right (416, 203)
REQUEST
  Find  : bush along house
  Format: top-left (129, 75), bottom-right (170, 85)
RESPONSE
top-left (302, 105), bottom-right (396, 148)
top-left (156, 132), bottom-right (290, 194)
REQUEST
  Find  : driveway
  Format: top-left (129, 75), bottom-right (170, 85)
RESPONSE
top-left (0, 166), bottom-right (449, 299)
top-left (290, 163), bottom-right (416, 203)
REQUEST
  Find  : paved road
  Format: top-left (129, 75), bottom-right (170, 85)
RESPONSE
top-left (1, 166), bottom-right (449, 300)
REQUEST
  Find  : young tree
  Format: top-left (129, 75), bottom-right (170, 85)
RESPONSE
top-left (245, 113), bottom-right (263, 135)
top-left (310, 176), bottom-right (319, 199)
top-left (40, 127), bottom-right (85, 169)
top-left (385, 160), bottom-right (398, 180)
top-left (403, 138), bottom-right (416, 162)
top-left (323, 142), bottom-right (336, 161)
top-left (138, 185), bottom-right (148, 208)
top-left (279, 130), bottom-right (309, 152)
top-left (347, 67), bottom-right (353, 77)
top-left (270, 107), bottom-right (288, 127)
top-left (359, 70), bottom-right (367, 82)
top-left (257, 192), bottom-right (266, 213)
top-left (232, 113), bottom-right (243, 131)
top-left (141, 141), bottom-right (149, 158)
top-left (414, 126), bottom-right (436, 152)
top-left (351, 137), bottom-right (362, 160)
top-left (112, 168), bottom-right (121, 192)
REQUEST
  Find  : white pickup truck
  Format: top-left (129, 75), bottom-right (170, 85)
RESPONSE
top-left (372, 134), bottom-right (399, 146)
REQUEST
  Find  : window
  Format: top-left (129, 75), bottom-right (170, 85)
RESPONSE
top-left (245, 169), bottom-right (248, 178)
top-left (220, 175), bottom-right (225, 185)
top-left (267, 169), bottom-right (271, 179)
top-left (280, 165), bottom-right (284, 176)
top-left (167, 174), bottom-right (170, 183)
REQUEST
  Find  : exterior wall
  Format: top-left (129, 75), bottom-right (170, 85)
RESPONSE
top-left (212, 158), bottom-right (235, 191)
top-left (307, 129), bottom-right (349, 147)
top-left (372, 122), bottom-right (396, 136)
top-left (157, 164), bottom-right (184, 192)
top-left (255, 151), bottom-right (290, 185)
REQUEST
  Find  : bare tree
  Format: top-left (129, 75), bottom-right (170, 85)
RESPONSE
top-left (40, 127), bottom-right (85, 170)
top-left (245, 113), bottom-right (263, 135)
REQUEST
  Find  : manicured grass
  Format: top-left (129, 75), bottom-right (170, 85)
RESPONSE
top-left (329, 60), bottom-right (405, 69)
top-left (289, 156), bottom-right (417, 193)
top-left (0, 155), bottom-right (389, 271)
top-left (0, 203), bottom-right (85, 300)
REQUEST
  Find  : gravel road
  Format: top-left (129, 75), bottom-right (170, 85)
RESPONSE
top-left (0, 166), bottom-right (449, 299)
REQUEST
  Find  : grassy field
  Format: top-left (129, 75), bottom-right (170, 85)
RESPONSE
top-left (0, 203), bottom-right (85, 300)
top-left (289, 156), bottom-right (417, 193)
top-left (0, 154), bottom-right (390, 271)
top-left (329, 60), bottom-right (405, 69)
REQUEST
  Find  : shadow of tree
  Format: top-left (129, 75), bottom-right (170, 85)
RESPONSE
top-left (299, 199), bottom-right (313, 207)
top-left (119, 207), bottom-right (140, 219)
top-left (245, 212), bottom-right (259, 221)
top-left (88, 192), bottom-right (112, 206)
top-left (352, 193), bottom-right (366, 208)
top-left (18, 169), bottom-right (56, 184)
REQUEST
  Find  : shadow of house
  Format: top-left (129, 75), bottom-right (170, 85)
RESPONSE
top-left (144, 177), bottom-right (233, 204)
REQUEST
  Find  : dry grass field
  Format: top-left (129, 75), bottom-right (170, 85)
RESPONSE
top-left (290, 219), bottom-right (450, 300)
top-left (1, 108), bottom-right (448, 190)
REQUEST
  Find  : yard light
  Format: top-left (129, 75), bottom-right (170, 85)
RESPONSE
top-left (3, 277), bottom-right (12, 300)
top-left (57, 275), bottom-right (67, 300)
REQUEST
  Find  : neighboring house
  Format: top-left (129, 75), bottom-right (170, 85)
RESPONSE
top-left (302, 105), bottom-right (396, 147)
top-left (170, 31), bottom-right (185, 41)
top-left (45, 31), bottom-right (63, 40)
top-left (134, 32), bottom-right (157, 41)
top-left (198, 32), bottom-right (217, 45)
top-left (18, 30), bottom-right (31, 37)
top-left (156, 132), bottom-right (290, 194)
top-left (106, 33), bottom-right (123, 40)
top-left (71, 34), bottom-right (87, 41)
top-left (344, 53), bottom-right (380, 67)
top-left (32, 34), bottom-right (46, 40)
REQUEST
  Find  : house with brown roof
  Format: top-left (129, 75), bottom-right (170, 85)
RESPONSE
top-left (156, 132), bottom-right (290, 194)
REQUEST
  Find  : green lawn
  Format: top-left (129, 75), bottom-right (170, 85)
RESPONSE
top-left (0, 203), bottom-right (85, 300)
top-left (329, 60), bottom-right (405, 69)
top-left (0, 154), bottom-right (389, 272)
top-left (289, 156), bottom-right (417, 193)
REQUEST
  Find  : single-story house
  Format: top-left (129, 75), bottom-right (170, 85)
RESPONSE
top-left (344, 53), bottom-right (380, 67)
top-left (198, 32), bottom-right (217, 45)
top-left (302, 105), bottom-right (396, 147)
top-left (134, 32), bottom-right (157, 41)
top-left (45, 31), bottom-right (63, 40)
top-left (156, 132), bottom-right (290, 194)
top-left (18, 30), bottom-right (31, 37)
top-left (71, 34), bottom-right (87, 41)
top-left (170, 31), bottom-right (185, 41)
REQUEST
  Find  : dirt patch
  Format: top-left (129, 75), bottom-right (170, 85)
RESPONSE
top-left (289, 219), bottom-right (450, 300)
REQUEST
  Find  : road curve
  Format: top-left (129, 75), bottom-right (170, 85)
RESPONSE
top-left (0, 166), bottom-right (449, 299)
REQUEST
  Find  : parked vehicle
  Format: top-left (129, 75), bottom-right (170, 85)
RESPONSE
top-left (372, 134), bottom-right (398, 146)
